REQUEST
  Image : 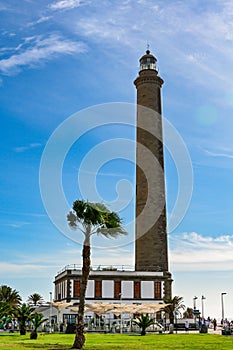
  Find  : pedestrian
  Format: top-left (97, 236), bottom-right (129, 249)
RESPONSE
top-left (198, 317), bottom-right (202, 329)
top-left (213, 318), bottom-right (217, 331)
top-left (206, 317), bottom-right (210, 329)
top-left (185, 320), bottom-right (189, 332)
top-left (223, 319), bottom-right (228, 329)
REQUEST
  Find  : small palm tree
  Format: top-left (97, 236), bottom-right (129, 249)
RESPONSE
top-left (14, 303), bottom-right (35, 335)
top-left (27, 293), bottom-right (44, 306)
top-left (30, 313), bottom-right (48, 339)
top-left (0, 285), bottom-right (21, 307)
top-left (67, 200), bottom-right (126, 349)
top-left (132, 313), bottom-right (155, 336)
top-left (163, 296), bottom-right (185, 324)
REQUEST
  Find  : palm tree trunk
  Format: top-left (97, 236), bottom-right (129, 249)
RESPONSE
top-left (168, 307), bottom-right (174, 325)
top-left (72, 228), bottom-right (91, 349)
top-left (20, 324), bottom-right (26, 335)
top-left (141, 328), bottom-right (146, 336)
top-left (30, 330), bottom-right (38, 339)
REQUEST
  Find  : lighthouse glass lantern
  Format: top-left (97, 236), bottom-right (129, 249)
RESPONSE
top-left (139, 50), bottom-right (157, 71)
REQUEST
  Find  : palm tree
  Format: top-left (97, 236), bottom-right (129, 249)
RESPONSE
top-left (0, 301), bottom-right (16, 329)
top-left (0, 285), bottom-right (21, 307)
top-left (30, 313), bottom-right (48, 339)
top-left (27, 293), bottom-right (44, 306)
top-left (163, 296), bottom-right (185, 324)
top-left (132, 314), bottom-right (155, 336)
top-left (0, 301), bottom-right (13, 318)
top-left (0, 285), bottom-right (21, 329)
top-left (14, 303), bottom-right (35, 335)
top-left (67, 200), bottom-right (126, 349)
top-left (183, 307), bottom-right (194, 318)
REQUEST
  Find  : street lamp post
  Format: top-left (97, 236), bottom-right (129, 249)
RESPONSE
top-left (193, 296), bottom-right (198, 327)
top-left (201, 295), bottom-right (206, 321)
top-left (193, 296), bottom-right (198, 310)
top-left (221, 292), bottom-right (227, 324)
top-left (119, 293), bottom-right (122, 334)
top-left (49, 292), bottom-right (52, 333)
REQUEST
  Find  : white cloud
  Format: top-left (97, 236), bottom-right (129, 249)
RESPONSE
top-left (13, 142), bottom-right (42, 153)
top-left (49, 0), bottom-right (81, 10)
top-left (204, 149), bottom-right (233, 159)
top-left (67, 0), bottom-right (233, 90)
top-left (0, 245), bottom-right (133, 278)
top-left (0, 261), bottom-right (57, 278)
top-left (27, 16), bottom-right (53, 27)
top-left (3, 230), bottom-right (233, 277)
top-left (36, 16), bottom-right (52, 24)
top-left (170, 232), bottom-right (233, 271)
top-left (0, 34), bottom-right (87, 75)
top-left (5, 222), bottom-right (30, 228)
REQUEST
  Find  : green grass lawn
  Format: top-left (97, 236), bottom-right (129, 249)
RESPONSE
top-left (0, 332), bottom-right (233, 350)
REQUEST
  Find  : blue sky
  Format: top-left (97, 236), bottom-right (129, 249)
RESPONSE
top-left (1, 0), bottom-right (233, 319)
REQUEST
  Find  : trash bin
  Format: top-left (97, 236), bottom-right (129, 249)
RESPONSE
top-left (199, 324), bottom-right (208, 333)
top-left (222, 329), bottom-right (231, 335)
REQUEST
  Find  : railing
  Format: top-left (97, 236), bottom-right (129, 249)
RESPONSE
top-left (57, 264), bottom-right (135, 275)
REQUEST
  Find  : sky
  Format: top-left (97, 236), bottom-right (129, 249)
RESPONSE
top-left (1, 0), bottom-right (233, 320)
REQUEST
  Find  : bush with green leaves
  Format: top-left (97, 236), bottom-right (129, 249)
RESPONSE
top-left (132, 313), bottom-right (155, 336)
top-left (30, 313), bottom-right (48, 339)
top-left (14, 303), bottom-right (35, 335)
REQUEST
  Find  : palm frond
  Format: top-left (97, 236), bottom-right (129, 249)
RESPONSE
top-left (97, 226), bottom-right (127, 238)
top-left (31, 313), bottom-right (48, 330)
top-left (67, 211), bottom-right (78, 228)
top-left (68, 199), bottom-right (127, 238)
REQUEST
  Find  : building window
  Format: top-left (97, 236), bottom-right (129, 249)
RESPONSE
top-left (154, 281), bottom-right (161, 299)
top-left (51, 316), bottom-right (57, 325)
top-left (114, 281), bottom-right (121, 299)
top-left (102, 280), bottom-right (114, 298)
top-left (141, 281), bottom-right (153, 298)
top-left (63, 314), bottom-right (76, 324)
top-left (134, 281), bottom-right (141, 299)
top-left (73, 280), bottom-right (80, 298)
top-left (95, 280), bottom-right (102, 298)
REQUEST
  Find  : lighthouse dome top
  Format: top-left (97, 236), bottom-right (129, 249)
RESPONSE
top-left (139, 50), bottom-right (157, 72)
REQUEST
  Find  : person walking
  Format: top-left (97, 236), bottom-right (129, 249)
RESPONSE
top-left (185, 320), bottom-right (189, 332)
top-left (213, 318), bottom-right (217, 331)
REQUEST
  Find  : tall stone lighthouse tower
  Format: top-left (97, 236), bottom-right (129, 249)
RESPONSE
top-left (134, 50), bottom-right (172, 297)
top-left (53, 50), bottom-right (172, 304)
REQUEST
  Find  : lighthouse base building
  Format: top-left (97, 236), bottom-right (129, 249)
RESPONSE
top-left (54, 264), bottom-right (172, 304)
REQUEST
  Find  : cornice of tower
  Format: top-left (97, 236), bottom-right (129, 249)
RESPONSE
top-left (134, 74), bottom-right (164, 88)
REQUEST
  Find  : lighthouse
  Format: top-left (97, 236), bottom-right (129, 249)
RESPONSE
top-left (53, 50), bottom-right (172, 306)
top-left (134, 50), bottom-right (172, 296)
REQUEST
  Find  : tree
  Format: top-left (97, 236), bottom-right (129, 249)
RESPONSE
top-left (183, 307), bottom-right (194, 319)
top-left (0, 301), bottom-right (13, 318)
top-left (0, 301), bottom-right (16, 329)
top-left (30, 313), bottom-right (48, 339)
top-left (132, 313), bottom-right (155, 336)
top-left (0, 285), bottom-right (21, 307)
top-left (0, 285), bottom-right (21, 328)
top-left (67, 200), bottom-right (126, 349)
top-left (27, 293), bottom-right (44, 306)
top-left (14, 303), bottom-right (35, 335)
top-left (163, 296), bottom-right (185, 324)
